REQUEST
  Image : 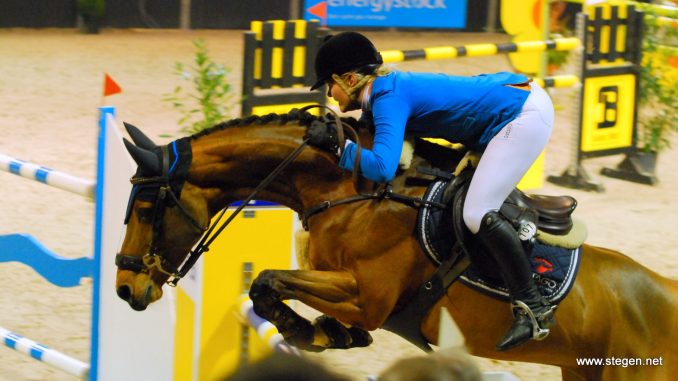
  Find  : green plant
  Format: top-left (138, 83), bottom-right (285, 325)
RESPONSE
top-left (547, 49), bottom-right (570, 68)
top-left (77, 0), bottom-right (105, 34)
top-left (637, 10), bottom-right (677, 153)
top-left (546, 32), bottom-right (572, 74)
top-left (164, 39), bottom-right (234, 134)
top-left (77, 0), bottom-right (105, 18)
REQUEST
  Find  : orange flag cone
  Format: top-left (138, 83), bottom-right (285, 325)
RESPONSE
top-left (103, 73), bottom-right (122, 97)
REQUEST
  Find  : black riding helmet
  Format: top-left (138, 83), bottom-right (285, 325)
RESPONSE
top-left (310, 31), bottom-right (383, 91)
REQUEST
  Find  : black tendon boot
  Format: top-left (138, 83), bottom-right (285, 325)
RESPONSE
top-left (477, 211), bottom-right (557, 351)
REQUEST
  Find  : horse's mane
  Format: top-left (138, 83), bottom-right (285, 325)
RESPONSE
top-left (188, 108), bottom-right (462, 177)
top-left (188, 109), bottom-right (366, 141)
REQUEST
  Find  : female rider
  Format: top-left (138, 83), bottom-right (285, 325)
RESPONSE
top-left (304, 31), bottom-right (556, 352)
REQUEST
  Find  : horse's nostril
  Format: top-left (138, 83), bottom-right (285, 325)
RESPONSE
top-left (117, 285), bottom-right (132, 301)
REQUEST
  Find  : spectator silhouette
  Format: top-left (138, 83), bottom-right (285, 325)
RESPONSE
top-left (223, 352), bottom-right (350, 381)
top-left (378, 351), bottom-right (483, 381)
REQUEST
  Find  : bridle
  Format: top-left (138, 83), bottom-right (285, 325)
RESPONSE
top-left (115, 142), bottom-right (208, 285)
top-left (115, 105), bottom-right (362, 287)
top-left (115, 106), bottom-right (447, 286)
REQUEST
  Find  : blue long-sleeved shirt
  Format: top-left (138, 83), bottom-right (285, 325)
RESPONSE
top-left (338, 71), bottom-right (531, 182)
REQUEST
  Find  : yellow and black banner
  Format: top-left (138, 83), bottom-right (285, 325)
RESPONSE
top-left (576, 3), bottom-right (642, 158)
top-left (580, 69), bottom-right (637, 155)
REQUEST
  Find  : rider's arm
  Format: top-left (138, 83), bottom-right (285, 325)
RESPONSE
top-left (339, 94), bottom-right (410, 183)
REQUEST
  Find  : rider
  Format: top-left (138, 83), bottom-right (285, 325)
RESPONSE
top-left (304, 31), bottom-right (557, 351)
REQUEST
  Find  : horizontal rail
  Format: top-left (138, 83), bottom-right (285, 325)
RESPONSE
top-left (0, 153), bottom-right (94, 200)
top-left (1, 326), bottom-right (89, 380)
top-left (535, 74), bottom-right (580, 88)
top-left (381, 37), bottom-right (580, 63)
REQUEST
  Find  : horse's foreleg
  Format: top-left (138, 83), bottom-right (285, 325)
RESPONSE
top-left (249, 269), bottom-right (372, 351)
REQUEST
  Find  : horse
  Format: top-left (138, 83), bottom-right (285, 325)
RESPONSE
top-left (115, 110), bottom-right (678, 381)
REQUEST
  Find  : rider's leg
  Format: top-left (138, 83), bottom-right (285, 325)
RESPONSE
top-left (477, 211), bottom-right (557, 351)
top-left (463, 83), bottom-right (555, 351)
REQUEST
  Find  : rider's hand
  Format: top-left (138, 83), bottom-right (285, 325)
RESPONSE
top-left (304, 120), bottom-right (341, 156)
top-left (454, 150), bottom-right (482, 176)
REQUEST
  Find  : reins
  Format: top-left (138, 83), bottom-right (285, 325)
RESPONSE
top-left (119, 106), bottom-right (446, 286)
top-left (168, 104), bottom-right (356, 286)
top-left (168, 133), bottom-right (311, 285)
top-left (299, 104), bottom-right (365, 192)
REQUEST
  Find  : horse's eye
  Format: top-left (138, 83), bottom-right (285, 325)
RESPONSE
top-left (136, 207), bottom-right (154, 223)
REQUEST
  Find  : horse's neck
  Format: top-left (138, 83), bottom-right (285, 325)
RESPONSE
top-left (187, 125), bottom-right (350, 216)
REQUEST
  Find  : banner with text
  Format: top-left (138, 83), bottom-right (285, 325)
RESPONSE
top-left (304, 0), bottom-right (467, 29)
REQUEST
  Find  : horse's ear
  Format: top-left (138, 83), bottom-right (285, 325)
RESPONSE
top-left (123, 138), bottom-right (161, 174)
top-left (123, 122), bottom-right (158, 150)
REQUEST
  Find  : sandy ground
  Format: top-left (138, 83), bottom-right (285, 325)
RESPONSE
top-left (0, 28), bottom-right (676, 381)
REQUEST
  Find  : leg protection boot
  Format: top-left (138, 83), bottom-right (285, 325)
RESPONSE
top-left (477, 211), bottom-right (556, 351)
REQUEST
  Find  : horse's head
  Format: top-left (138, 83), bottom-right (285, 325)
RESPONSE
top-left (115, 111), bottom-right (377, 311)
top-left (115, 123), bottom-right (209, 311)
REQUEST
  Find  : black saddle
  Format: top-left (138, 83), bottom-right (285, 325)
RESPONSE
top-left (416, 167), bottom-right (577, 265)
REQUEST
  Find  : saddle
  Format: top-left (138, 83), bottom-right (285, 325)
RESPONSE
top-left (505, 189), bottom-right (577, 235)
top-left (416, 167), bottom-right (578, 265)
top-left (382, 167), bottom-right (582, 352)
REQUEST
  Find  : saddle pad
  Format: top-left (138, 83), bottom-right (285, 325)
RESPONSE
top-left (415, 178), bottom-right (581, 304)
top-left (415, 180), bottom-right (454, 264)
top-left (460, 243), bottom-right (582, 304)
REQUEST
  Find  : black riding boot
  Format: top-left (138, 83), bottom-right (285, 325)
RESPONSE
top-left (477, 211), bottom-right (556, 351)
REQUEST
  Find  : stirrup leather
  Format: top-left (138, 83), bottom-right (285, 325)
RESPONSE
top-left (511, 300), bottom-right (556, 341)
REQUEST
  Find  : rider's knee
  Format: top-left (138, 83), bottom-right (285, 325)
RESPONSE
top-left (462, 205), bottom-right (487, 235)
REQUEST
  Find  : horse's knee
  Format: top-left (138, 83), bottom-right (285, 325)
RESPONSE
top-left (249, 270), bottom-right (281, 316)
top-left (250, 270), bottom-right (276, 297)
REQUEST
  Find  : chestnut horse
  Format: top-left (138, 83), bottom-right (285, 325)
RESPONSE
top-left (115, 111), bottom-right (677, 381)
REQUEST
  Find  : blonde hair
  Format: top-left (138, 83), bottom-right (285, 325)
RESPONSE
top-left (331, 65), bottom-right (392, 100)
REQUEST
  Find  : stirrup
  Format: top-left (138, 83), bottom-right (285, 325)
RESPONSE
top-left (511, 300), bottom-right (556, 341)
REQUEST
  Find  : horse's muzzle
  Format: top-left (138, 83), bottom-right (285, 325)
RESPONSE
top-left (116, 283), bottom-right (153, 311)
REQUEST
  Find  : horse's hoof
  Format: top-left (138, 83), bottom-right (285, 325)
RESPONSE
top-left (281, 319), bottom-right (316, 349)
top-left (314, 315), bottom-right (353, 349)
top-left (347, 326), bottom-right (373, 347)
top-left (313, 315), bottom-right (373, 349)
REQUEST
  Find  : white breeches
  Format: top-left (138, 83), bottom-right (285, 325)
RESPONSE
top-left (463, 83), bottom-right (555, 234)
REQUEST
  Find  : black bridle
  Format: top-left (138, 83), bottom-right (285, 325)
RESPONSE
top-left (115, 134), bottom-right (311, 286)
top-left (115, 105), bottom-right (349, 286)
top-left (115, 142), bottom-right (209, 285)
top-left (116, 105), bottom-right (438, 287)
top-left (115, 106), bottom-right (448, 286)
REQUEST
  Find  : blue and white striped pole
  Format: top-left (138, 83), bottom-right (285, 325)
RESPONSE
top-left (1, 326), bottom-right (90, 380)
top-left (0, 153), bottom-right (95, 199)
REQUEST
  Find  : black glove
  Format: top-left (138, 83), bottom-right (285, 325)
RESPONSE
top-left (304, 120), bottom-right (341, 155)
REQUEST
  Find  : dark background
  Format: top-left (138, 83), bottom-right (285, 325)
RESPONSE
top-left (0, 0), bottom-right (506, 31)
